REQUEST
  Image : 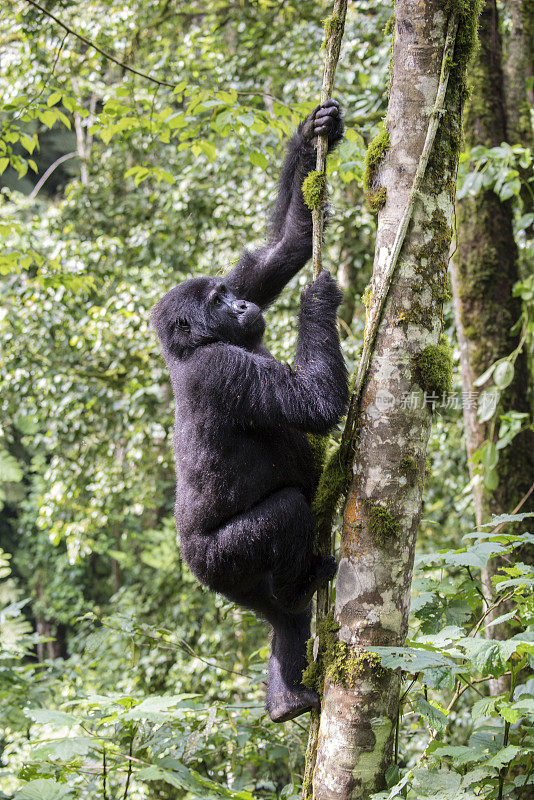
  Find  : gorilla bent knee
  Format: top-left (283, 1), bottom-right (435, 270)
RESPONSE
top-left (153, 100), bottom-right (347, 723)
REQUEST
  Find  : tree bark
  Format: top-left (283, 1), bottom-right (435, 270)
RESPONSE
top-left (310, 1), bottom-right (478, 797)
top-left (503, 0), bottom-right (534, 145)
top-left (450, 0), bottom-right (534, 691)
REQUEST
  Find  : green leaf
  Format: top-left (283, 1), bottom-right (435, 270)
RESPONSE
top-left (458, 638), bottom-right (505, 676)
top-left (25, 709), bottom-right (77, 726)
top-left (237, 112), bottom-right (255, 128)
top-left (478, 386), bottom-right (500, 423)
top-left (47, 92), bottom-right (62, 107)
top-left (32, 736), bottom-right (94, 761)
top-left (482, 442), bottom-right (498, 471)
top-left (411, 768), bottom-right (462, 797)
top-left (486, 745), bottom-right (521, 769)
top-left (484, 467), bottom-right (499, 491)
top-left (385, 764), bottom-right (400, 788)
top-left (250, 151), bottom-right (268, 169)
top-left (168, 113), bottom-right (187, 129)
top-left (152, 167), bottom-right (176, 184)
top-left (84, 627), bottom-right (110, 653)
top-left (498, 702), bottom-right (523, 724)
top-left (512, 697), bottom-right (534, 713)
top-left (473, 362), bottom-right (496, 387)
top-left (478, 511), bottom-right (534, 527)
top-left (432, 745), bottom-right (487, 765)
top-left (369, 646), bottom-right (458, 671)
top-left (198, 141), bottom-right (216, 161)
top-left (415, 696), bottom-right (448, 731)
top-left (493, 361), bottom-right (514, 389)
top-left (15, 780), bottom-right (72, 800)
top-left (100, 128), bottom-right (114, 144)
top-left (0, 157), bottom-right (9, 174)
top-left (62, 96), bottom-right (76, 112)
top-left (499, 179), bottom-right (520, 200)
top-left (0, 449), bottom-right (23, 482)
top-left (20, 135), bottom-right (36, 154)
top-left (216, 90), bottom-right (238, 105)
top-left (39, 109), bottom-right (57, 128)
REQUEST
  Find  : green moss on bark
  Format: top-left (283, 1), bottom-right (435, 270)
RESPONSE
top-left (413, 335), bottom-right (453, 397)
top-left (397, 210), bottom-right (452, 333)
top-left (311, 442), bottom-right (350, 546)
top-left (307, 433), bottom-right (328, 476)
top-left (323, 13), bottom-right (341, 40)
top-left (302, 611), bottom-right (339, 694)
top-left (425, 0), bottom-right (483, 199)
top-left (302, 611), bottom-right (386, 694)
top-left (302, 170), bottom-right (327, 210)
top-left (362, 283), bottom-right (373, 312)
top-left (365, 501), bottom-right (399, 546)
top-left (363, 127), bottom-right (390, 212)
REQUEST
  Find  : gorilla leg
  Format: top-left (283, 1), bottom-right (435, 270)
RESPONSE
top-left (224, 578), bottom-right (320, 723)
top-left (181, 487), bottom-right (335, 613)
top-left (179, 490), bottom-right (335, 721)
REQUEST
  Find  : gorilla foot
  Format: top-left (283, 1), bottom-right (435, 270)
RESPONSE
top-left (277, 555), bottom-right (337, 614)
top-left (267, 686), bottom-right (320, 723)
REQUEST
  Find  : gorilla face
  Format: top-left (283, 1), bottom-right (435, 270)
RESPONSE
top-left (152, 277), bottom-right (265, 357)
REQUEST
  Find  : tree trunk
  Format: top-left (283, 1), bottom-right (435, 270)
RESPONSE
top-left (309, 2), bottom-right (480, 797)
top-left (503, 0), bottom-right (534, 145)
top-left (450, 0), bottom-right (534, 692)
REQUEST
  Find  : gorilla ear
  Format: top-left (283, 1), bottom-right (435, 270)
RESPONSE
top-left (177, 317), bottom-right (190, 333)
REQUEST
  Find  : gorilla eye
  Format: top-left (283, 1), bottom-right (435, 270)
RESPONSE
top-left (213, 296), bottom-right (222, 307)
top-left (177, 317), bottom-right (190, 332)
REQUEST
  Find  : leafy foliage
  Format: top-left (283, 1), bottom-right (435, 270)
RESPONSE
top-left (0, 1), bottom-right (532, 798)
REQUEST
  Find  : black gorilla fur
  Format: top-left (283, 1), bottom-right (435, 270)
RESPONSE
top-left (152, 101), bottom-right (348, 722)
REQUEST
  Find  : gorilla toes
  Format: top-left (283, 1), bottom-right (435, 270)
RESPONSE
top-left (267, 685), bottom-right (321, 724)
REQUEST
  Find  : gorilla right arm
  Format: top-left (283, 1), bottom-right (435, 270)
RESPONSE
top-left (225, 100), bottom-right (343, 310)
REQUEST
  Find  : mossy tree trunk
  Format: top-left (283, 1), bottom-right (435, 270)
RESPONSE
top-left (450, 0), bottom-right (534, 688)
top-left (503, 0), bottom-right (534, 146)
top-left (309, 1), bottom-right (479, 797)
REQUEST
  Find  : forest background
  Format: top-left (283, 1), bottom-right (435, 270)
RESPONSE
top-left (0, 1), bottom-right (533, 799)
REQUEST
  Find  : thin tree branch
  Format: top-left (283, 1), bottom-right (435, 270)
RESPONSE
top-left (23, 0), bottom-right (292, 108)
top-left (312, 0), bottom-right (349, 280)
top-left (28, 151), bottom-right (77, 199)
top-left (25, 0), bottom-right (176, 87)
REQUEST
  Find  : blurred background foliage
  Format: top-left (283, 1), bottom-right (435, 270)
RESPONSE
top-left (0, 1), bottom-right (532, 798)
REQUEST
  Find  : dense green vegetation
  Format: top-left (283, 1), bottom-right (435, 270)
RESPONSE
top-left (1, 1), bottom-right (532, 798)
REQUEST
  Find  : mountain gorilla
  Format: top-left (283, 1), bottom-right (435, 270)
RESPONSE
top-left (152, 100), bottom-right (348, 722)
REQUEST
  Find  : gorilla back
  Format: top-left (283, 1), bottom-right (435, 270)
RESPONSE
top-left (152, 100), bottom-right (348, 723)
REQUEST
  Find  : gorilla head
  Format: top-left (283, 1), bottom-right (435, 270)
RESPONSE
top-left (152, 277), bottom-right (266, 357)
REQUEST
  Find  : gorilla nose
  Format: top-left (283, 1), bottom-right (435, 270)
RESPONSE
top-left (233, 299), bottom-right (249, 313)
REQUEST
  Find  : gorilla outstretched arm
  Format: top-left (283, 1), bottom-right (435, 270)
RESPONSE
top-left (225, 100), bottom-right (343, 309)
top-left (187, 270), bottom-right (348, 434)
